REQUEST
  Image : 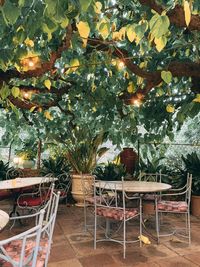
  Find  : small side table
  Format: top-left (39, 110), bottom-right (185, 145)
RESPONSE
top-left (0, 210), bottom-right (9, 231)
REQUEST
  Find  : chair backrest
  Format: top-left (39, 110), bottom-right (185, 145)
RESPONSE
top-left (6, 168), bottom-right (24, 180)
top-left (186, 173), bottom-right (192, 205)
top-left (55, 172), bottom-right (72, 199)
top-left (39, 190), bottom-right (60, 267)
top-left (5, 190), bottom-right (60, 267)
top-left (0, 209), bottom-right (45, 267)
top-left (138, 171), bottom-right (161, 183)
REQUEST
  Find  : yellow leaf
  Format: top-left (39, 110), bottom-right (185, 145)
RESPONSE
top-left (166, 104), bottom-right (175, 113)
top-left (99, 22), bottom-right (110, 39)
top-left (184, 0), bottom-right (191, 27)
top-left (91, 83), bottom-right (96, 92)
top-left (137, 76), bottom-right (144, 85)
top-left (127, 82), bottom-right (135, 93)
top-left (124, 71), bottom-right (129, 79)
top-left (38, 107), bottom-right (42, 113)
top-left (92, 106), bottom-right (97, 112)
top-left (44, 111), bottom-right (53, 120)
top-left (94, 1), bottom-right (102, 14)
top-left (154, 36), bottom-right (167, 52)
top-left (112, 31), bottom-right (121, 40)
top-left (76, 21), bottom-right (90, 47)
top-left (44, 79), bottom-right (51, 90)
top-left (108, 70), bottom-right (112, 77)
top-left (70, 58), bottom-right (80, 72)
top-left (30, 106), bottom-right (37, 112)
top-left (193, 94), bottom-right (200, 103)
top-left (24, 38), bottom-right (34, 47)
top-left (126, 25), bottom-right (136, 42)
top-left (119, 27), bottom-right (126, 40)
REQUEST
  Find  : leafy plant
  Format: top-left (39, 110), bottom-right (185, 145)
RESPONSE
top-left (40, 156), bottom-right (71, 177)
top-left (137, 155), bottom-right (166, 174)
top-left (93, 162), bottom-right (126, 181)
top-left (66, 130), bottom-right (109, 174)
top-left (0, 160), bottom-right (11, 181)
top-left (181, 152), bottom-right (200, 196)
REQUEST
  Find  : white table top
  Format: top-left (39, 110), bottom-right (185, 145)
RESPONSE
top-left (0, 210), bottom-right (9, 230)
top-left (0, 177), bottom-right (56, 190)
top-left (95, 180), bottom-right (171, 193)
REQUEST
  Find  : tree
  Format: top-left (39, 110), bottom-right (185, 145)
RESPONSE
top-left (0, 0), bottom-right (200, 146)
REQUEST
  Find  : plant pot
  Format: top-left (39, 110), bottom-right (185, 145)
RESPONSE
top-left (71, 173), bottom-right (94, 207)
top-left (120, 148), bottom-right (138, 175)
top-left (191, 195), bottom-right (200, 216)
top-left (22, 160), bottom-right (35, 169)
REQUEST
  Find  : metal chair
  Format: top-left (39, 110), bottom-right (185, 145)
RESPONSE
top-left (155, 173), bottom-right (192, 244)
top-left (5, 190), bottom-right (60, 266)
top-left (6, 168), bottom-right (24, 180)
top-left (94, 179), bottom-right (142, 259)
top-left (16, 176), bottom-right (55, 214)
top-left (0, 209), bottom-right (45, 267)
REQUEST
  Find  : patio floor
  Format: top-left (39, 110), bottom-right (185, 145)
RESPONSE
top-left (1, 200), bottom-right (200, 267)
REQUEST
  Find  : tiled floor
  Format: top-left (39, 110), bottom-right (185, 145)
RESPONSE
top-left (1, 200), bottom-right (200, 267)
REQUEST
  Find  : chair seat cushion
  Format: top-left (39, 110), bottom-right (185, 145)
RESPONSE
top-left (96, 207), bottom-right (139, 220)
top-left (18, 196), bottom-right (44, 207)
top-left (157, 200), bottom-right (188, 212)
top-left (0, 238), bottom-right (48, 267)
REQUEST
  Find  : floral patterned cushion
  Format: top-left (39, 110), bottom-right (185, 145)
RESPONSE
top-left (157, 200), bottom-right (188, 212)
top-left (0, 238), bottom-right (48, 267)
top-left (96, 207), bottom-right (139, 220)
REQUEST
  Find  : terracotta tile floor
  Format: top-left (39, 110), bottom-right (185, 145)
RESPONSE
top-left (1, 200), bottom-right (200, 267)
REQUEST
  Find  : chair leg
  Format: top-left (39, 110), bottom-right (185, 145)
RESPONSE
top-left (187, 211), bottom-right (191, 245)
top-left (123, 219), bottom-right (126, 259)
top-left (94, 213), bottom-right (97, 249)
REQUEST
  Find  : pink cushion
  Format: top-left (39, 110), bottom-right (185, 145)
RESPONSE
top-left (96, 207), bottom-right (139, 220)
top-left (157, 200), bottom-right (188, 212)
top-left (0, 238), bottom-right (48, 267)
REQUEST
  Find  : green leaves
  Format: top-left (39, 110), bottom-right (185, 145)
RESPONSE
top-left (161, 71), bottom-right (172, 84)
top-left (1, 0), bottom-right (21, 25)
top-left (11, 87), bottom-right (20, 98)
top-left (79, 0), bottom-right (92, 12)
top-left (150, 13), bottom-right (170, 38)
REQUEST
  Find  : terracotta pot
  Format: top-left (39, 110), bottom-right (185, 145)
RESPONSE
top-left (191, 195), bottom-right (200, 216)
top-left (120, 148), bottom-right (138, 175)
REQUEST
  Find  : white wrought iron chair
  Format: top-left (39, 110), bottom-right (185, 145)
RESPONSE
top-left (94, 179), bottom-right (142, 259)
top-left (0, 209), bottom-right (45, 267)
top-left (155, 173), bottom-right (192, 244)
top-left (5, 190), bottom-right (60, 266)
top-left (16, 176), bottom-right (55, 214)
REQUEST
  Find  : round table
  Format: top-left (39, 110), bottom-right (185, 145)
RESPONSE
top-left (0, 210), bottom-right (9, 231)
top-left (0, 177), bottom-right (57, 190)
top-left (95, 180), bottom-right (171, 193)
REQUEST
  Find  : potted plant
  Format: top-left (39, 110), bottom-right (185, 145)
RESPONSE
top-left (65, 128), bottom-right (109, 206)
top-left (181, 152), bottom-right (200, 216)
